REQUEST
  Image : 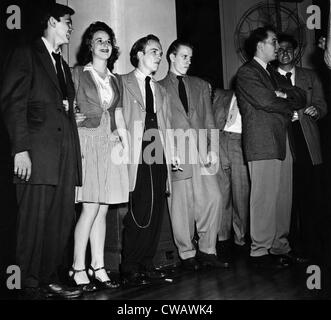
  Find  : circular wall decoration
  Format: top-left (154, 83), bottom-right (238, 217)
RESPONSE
top-left (234, 1), bottom-right (306, 63)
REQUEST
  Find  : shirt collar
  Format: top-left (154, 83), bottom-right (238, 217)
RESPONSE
top-left (134, 68), bottom-right (155, 82)
top-left (41, 37), bottom-right (61, 56)
top-left (253, 56), bottom-right (268, 70)
top-left (169, 71), bottom-right (186, 82)
top-left (277, 66), bottom-right (295, 76)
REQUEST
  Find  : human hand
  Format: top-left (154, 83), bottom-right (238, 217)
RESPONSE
top-left (171, 156), bottom-right (183, 172)
top-left (275, 90), bottom-right (287, 99)
top-left (304, 106), bottom-right (319, 118)
top-left (318, 36), bottom-right (326, 50)
top-left (14, 151), bottom-right (31, 181)
top-left (75, 112), bottom-right (86, 125)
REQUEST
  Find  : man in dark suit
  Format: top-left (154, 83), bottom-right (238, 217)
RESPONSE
top-left (277, 33), bottom-right (327, 262)
top-left (236, 26), bottom-right (306, 268)
top-left (0, 4), bottom-right (82, 298)
top-left (119, 35), bottom-right (172, 285)
top-left (159, 40), bottom-right (227, 270)
top-left (212, 89), bottom-right (250, 262)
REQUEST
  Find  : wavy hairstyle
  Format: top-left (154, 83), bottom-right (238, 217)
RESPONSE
top-left (76, 21), bottom-right (119, 71)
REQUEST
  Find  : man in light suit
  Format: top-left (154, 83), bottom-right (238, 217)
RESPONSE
top-left (212, 89), bottom-right (250, 261)
top-left (236, 26), bottom-right (306, 268)
top-left (120, 35), bottom-right (172, 285)
top-left (277, 33), bottom-right (327, 262)
top-left (159, 39), bottom-right (227, 270)
top-left (0, 4), bottom-right (82, 298)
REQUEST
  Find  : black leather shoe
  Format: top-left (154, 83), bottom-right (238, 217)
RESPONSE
top-left (181, 257), bottom-right (200, 271)
top-left (280, 251), bottom-right (309, 264)
top-left (121, 272), bottom-right (151, 286)
top-left (88, 266), bottom-right (120, 289)
top-left (68, 267), bottom-right (97, 292)
top-left (41, 283), bottom-right (82, 299)
top-left (197, 251), bottom-right (230, 269)
top-left (143, 269), bottom-right (166, 280)
top-left (216, 240), bottom-right (233, 264)
top-left (250, 254), bottom-right (289, 269)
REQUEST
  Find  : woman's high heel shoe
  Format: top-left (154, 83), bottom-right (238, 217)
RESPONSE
top-left (88, 266), bottom-right (120, 289)
top-left (68, 267), bottom-right (97, 292)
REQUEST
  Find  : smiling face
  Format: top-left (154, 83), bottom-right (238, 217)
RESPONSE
top-left (91, 30), bottom-right (112, 61)
top-left (53, 14), bottom-right (73, 46)
top-left (277, 41), bottom-right (295, 68)
top-left (137, 40), bottom-right (163, 75)
top-left (170, 45), bottom-right (192, 76)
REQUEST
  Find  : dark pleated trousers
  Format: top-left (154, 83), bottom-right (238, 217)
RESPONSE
top-left (16, 118), bottom-right (77, 288)
top-left (121, 112), bottom-right (167, 273)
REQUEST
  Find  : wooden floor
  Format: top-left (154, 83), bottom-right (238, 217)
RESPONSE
top-left (11, 245), bottom-right (330, 301)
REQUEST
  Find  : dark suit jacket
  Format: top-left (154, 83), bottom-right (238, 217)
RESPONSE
top-left (236, 59), bottom-right (306, 162)
top-left (0, 38), bottom-right (82, 185)
top-left (294, 67), bottom-right (327, 165)
top-left (159, 72), bottom-right (217, 181)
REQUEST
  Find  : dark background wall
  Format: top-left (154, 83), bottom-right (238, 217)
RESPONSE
top-left (175, 0), bottom-right (223, 89)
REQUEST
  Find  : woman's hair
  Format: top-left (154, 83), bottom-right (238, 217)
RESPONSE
top-left (76, 21), bottom-right (119, 71)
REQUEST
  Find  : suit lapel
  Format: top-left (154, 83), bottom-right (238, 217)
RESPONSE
top-left (251, 59), bottom-right (276, 90)
top-left (166, 75), bottom-right (188, 117)
top-left (125, 71), bottom-right (145, 110)
top-left (33, 39), bottom-right (62, 96)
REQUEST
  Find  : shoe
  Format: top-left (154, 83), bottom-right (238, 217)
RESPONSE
top-left (88, 266), bottom-right (120, 289)
top-left (122, 271), bottom-right (150, 286)
top-left (41, 283), bottom-right (82, 299)
top-left (121, 272), bottom-right (151, 286)
top-left (250, 254), bottom-right (289, 269)
top-left (281, 251), bottom-right (309, 264)
top-left (216, 240), bottom-right (233, 264)
top-left (197, 251), bottom-right (230, 269)
top-left (181, 257), bottom-right (200, 271)
top-left (143, 268), bottom-right (166, 280)
top-left (68, 267), bottom-right (97, 292)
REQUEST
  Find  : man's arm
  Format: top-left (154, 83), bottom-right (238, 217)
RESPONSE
top-left (303, 70), bottom-right (328, 120)
top-left (236, 66), bottom-right (293, 116)
top-left (0, 46), bottom-right (33, 180)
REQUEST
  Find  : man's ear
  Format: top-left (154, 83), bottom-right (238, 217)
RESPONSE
top-left (169, 53), bottom-right (176, 63)
top-left (137, 51), bottom-right (144, 60)
top-left (48, 16), bottom-right (57, 28)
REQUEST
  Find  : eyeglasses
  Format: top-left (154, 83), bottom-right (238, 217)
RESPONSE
top-left (278, 48), bottom-right (294, 54)
top-left (93, 39), bottom-right (112, 46)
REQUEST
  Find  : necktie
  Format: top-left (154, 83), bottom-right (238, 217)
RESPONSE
top-left (145, 76), bottom-right (154, 113)
top-left (177, 76), bottom-right (188, 114)
top-left (266, 64), bottom-right (277, 88)
top-left (226, 96), bottom-right (238, 127)
top-left (52, 52), bottom-right (67, 99)
top-left (285, 72), bottom-right (293, 86)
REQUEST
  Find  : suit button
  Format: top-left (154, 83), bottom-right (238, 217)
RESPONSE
top-left (57, 128), bottom-right (62, 132)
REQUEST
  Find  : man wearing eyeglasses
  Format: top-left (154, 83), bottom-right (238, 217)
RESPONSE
top-left (277, 33), bottom-right (327, 263)
top-left (236, 26), bottom-right (306, 269)
top-left (1, 4), bottom-right (82, 299)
